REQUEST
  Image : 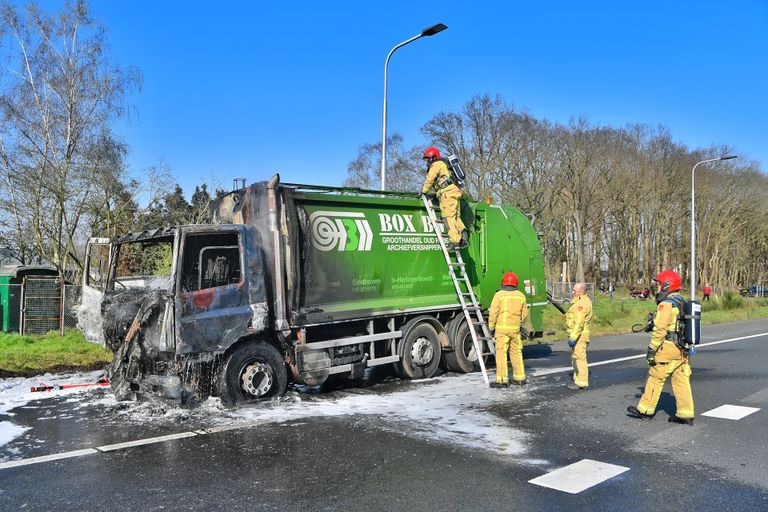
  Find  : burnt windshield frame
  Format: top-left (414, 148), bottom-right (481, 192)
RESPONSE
top-left (106, 235), bottom-right (175, 291)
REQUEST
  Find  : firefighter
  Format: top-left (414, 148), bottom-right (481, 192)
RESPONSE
top-left (420, 147), bottom-right (468, 249)
top-left (627, 270), bottom-right (695, 425)
top-left (488, 272), bottom-right (528, 388)
top-left (565, 282), bottom-right (592, 390)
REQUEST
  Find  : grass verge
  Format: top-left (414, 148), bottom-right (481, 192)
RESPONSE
top-left (0, 329), bottom-right (112, 378)
top-left (2, 291), bottom-right (767, 377)
top-left (538, 291), bottom-right (768, 343)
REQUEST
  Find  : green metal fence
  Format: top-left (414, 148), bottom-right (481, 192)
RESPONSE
top-left (0, 281), bottom-right (82, 335)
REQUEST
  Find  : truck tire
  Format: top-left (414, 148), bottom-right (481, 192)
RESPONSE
top-left (220, 341), bottom-right (287, 403)
top-left (395, 323), bottom-right (441, 380)
top-left (443, 317), bottom-right (482, 374)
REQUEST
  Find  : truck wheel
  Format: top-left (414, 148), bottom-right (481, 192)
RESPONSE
top-left (395, 323), bottom-right (441, 380)
top-left (443, 318), bottom-right (482, 374)
top-left (221, 341), bottom-right (287, 403)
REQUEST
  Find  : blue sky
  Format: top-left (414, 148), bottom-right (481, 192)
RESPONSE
top-left (89, 0), bottom-right (768, 196)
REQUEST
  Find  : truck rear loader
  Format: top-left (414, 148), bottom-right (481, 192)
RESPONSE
top-left (79, 176), bottom-right (546, 403)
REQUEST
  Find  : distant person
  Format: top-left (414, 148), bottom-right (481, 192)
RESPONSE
top-left (627, 270), bottom-right (695, 425)
top-left (565, 282), bottom-right (592, 390)
top-left (420, 147), bottom-right (468, 250)
top-left (488, 272), bottom-right (528, 388)
top-left (609, 282), bottom-right (615, 300)
top-left (702, 284), bottom-right (712, 302)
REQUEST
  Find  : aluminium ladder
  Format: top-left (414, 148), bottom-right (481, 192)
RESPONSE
top-left (421, 196), bottom-right (495, 386)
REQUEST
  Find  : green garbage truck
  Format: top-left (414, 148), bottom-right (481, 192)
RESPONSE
top-left (80, 175), bottom-right (546, 403)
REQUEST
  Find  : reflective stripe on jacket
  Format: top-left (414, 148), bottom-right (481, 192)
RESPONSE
top-left (566, 294), bottom-right (593, 340)
top-left (489, 289), bottom-right (528, 332)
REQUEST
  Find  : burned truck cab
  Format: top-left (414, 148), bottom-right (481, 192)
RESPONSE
top-left (80, 224), bottom-right (272, 403)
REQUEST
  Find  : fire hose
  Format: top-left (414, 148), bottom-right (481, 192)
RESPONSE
top-left (30, 375), bottom-right (110, 393)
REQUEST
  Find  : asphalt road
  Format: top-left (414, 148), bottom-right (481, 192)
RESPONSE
top-left (2, 319), bottom-right (768, 511)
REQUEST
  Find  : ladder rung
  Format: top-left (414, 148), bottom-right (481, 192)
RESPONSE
top-left (448, 262), bottom-right (465, 266)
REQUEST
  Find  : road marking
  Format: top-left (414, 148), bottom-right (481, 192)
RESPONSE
top-left (530, 331), bottom-right (768, 377)
top-left (96, 432), bottom-right (198, 452)
top-left (701, 404), bottom-right (760, 420)
top-left (529, 459), bottom-right (629, 494)
top-left (0, 448), bottom-right (98, 469)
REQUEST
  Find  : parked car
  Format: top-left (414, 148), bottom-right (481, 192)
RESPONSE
top-left (740, 286), bottom-right (768, 297)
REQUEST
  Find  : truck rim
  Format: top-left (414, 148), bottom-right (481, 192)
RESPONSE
top-left (462, 334), bottom-right (478, 362)
top-left (411, 337), bottom-right (435, 366)
top-left (240, 362), bottom-right (274, 398)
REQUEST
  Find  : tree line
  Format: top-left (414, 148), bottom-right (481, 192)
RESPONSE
top-left (345, 95), bottom-right (767, 291)
top-left (1, 2), bottom-right (764, 292)
top-left (0, 1), bottom-right (221, 278)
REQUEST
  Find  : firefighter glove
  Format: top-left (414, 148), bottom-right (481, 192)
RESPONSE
top-left (567, 338), bottom-right (576, 348)
top-left (646, 348), bottom-right (657, 366)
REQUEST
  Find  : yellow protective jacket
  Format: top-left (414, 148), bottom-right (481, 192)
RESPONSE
top-left (649, 294), bottom-right (684, 361)
top-left (421, 160), bottom-right (459, 197)
top-left (566, 294), bottom-right (593, 341)
top-left (488, 288), bottom-right (528, 333)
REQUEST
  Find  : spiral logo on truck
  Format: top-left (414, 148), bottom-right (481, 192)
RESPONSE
top-left (309, 211), bottom-right (373, 252)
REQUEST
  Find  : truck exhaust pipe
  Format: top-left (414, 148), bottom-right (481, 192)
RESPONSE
top-left (267, 174), bottom-right (290, 335)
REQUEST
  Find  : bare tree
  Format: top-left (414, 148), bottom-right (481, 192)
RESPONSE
top-left (343, 133), bottom-right (422, 192)
top-left (0, 0), bottom-right (140, 273)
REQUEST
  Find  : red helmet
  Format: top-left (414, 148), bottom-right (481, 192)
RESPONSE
top-left (423, 147), bottom-right (441, 160)
top-left (654, 270), bottom-right (681, 292)
top-left (502, 272), bottom-right (518, 287)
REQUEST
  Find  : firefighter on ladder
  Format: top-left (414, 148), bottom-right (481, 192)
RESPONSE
top-left (488, 272), bottom-right (528, 388)
top-left (420, 147), bottom-right (468, 250)
top-left (627, 270), bottom-right (695, 425)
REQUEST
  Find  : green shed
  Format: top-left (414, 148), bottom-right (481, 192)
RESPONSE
top-left (0, 265), bottom-right (58, 332)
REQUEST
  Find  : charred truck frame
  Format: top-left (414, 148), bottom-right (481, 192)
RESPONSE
top-left (80, 175), bottom-right (547, 403)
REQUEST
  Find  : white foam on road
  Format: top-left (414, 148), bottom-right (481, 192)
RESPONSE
top-left (228, 373), bottom-right (533, 458)
top-left (701, 404), bottom-right (761, 420)
top-left (0, 371), bottom-right (105, 449)
top-left (0, 448), bottom-right (98, 469)
top-left (529, 459), bottom-right (630, 494)
top-left (0, 371), bottom-right (106, 416)
top-left (0, 421), bottom-right (30, 448)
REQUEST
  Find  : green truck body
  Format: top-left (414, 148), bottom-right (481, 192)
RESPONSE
top-left (81, 176), bottom-right (546, 402)
top-left (275, 187), bottom-right (545, 329)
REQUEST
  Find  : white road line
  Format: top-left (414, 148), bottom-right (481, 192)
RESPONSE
top-left (0, 448), bottom-right (98, 469)
top-left (200, 425), bottom-right (249, 434)
top-left (96, 432), bottom-right (198, 452)
top-left (529, 459), bottom-right (630, 494)
top-left (701, 404), bottom-right (761, 420)
top-left (530, 331), bottom-right (768, 377)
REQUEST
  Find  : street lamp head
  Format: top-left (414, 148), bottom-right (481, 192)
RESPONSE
top-left (720, 155), bottom-right (737, 161)
top-left (421, 23), bottom-right (447, 37)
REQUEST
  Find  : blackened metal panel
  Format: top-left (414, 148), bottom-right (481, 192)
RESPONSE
top-left (175, 225), bottom-right (251, 354)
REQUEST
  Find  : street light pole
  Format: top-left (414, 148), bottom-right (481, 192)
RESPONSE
top-left (380, 23), bottom-right (447, 191)
top-left (690, 155), bottom-right (737, 299)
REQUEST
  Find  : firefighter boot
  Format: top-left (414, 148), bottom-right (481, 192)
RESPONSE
top-left (668, 415), bottom-right (694, 426)
top-left (566, 382), bottom-right (588, 390)
top-left (627, 405), bottom-right (653, 420)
